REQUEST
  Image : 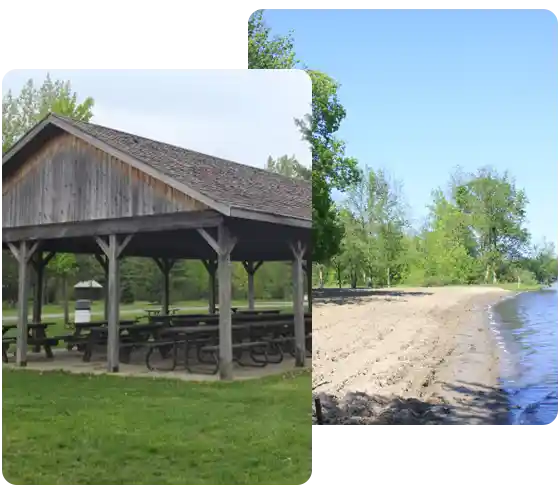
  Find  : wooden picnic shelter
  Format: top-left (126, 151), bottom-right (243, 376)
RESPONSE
top-left (2, 113), bottom-right (312, 380)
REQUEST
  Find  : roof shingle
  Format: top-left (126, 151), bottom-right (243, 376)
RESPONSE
top-left (55, 115), bottom-right (311, 222)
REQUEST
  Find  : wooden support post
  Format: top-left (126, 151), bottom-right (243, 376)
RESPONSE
top-left (95, 234), bottom-right (132, 373)
top-left (306, 258), bottom-right (313, 313)
top-left (200, 226), bottom-right (237, 380)
top-left (291, 241), bottom-right (306, 367)
top-left (153, 258), bottom-right (175, 315)
top-left (30, 251), bottom-right (55, 324)
top-left (242, 261), bottom-right (263, 311)
top-left (31, 253), bottom-right (43, 324)
top-left (107, 235), bottom-right (119, 372)
top-left (8, 241), bottom-right (39, 367)
top-left (202, 259), bottom-right (217, 314)
top-left (94, 253), bottom-right (109, 320)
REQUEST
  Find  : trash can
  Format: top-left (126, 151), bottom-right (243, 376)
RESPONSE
top-left (75, 299), bottom-right (92, 323)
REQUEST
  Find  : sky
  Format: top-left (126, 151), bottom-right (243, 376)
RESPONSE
top-left (264, 9), bottom-right (558, 246)
top-left (2, 69), bottom-right (311, 169)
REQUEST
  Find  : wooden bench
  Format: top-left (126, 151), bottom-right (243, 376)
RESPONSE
top-left (196, 341), bottom-right (270, 374)
top-left (144, 338), bottom-right (190, 371)
top-left (2, 337), bottom-right (16, 363)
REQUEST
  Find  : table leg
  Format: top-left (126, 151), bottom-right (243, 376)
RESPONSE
top-left (32, 328), bottom-right (41, 353)
top-left (36, 326), bottom-right (54, 358)
top-left (2, 344), bottom-right (9, 363)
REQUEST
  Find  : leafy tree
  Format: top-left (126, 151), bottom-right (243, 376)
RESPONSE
top-left (344, 166), bottom-right (407, 287)
top-left (299, 71), bottom-right (361, 262)
top-left (453, 167), bottom-right (529, 283)
top-left (2, 73), bottom-right (95, 153)
top-left (248, 11), bottom-right (361, 263)
top-left (265, 155), bottom-right (311, 180)
top-left (421, 190), bottom-right (479, 285)
top-left (248, 11), bottom-right (298, 70)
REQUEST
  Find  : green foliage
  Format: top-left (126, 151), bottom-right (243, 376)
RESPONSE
top-left (330, 167), bottom-right (556, 289)
top-left (248, 11), bottom-right (361, 263)
top-left (2, 73), bottom-right (95, 153)
top-left (248, 11), bottom-right (298, 70)
top-left (265, 155), bottom-right (311, 180)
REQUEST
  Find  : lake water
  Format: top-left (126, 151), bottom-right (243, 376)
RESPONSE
top-left (490, 285), bottom-right (558, 425)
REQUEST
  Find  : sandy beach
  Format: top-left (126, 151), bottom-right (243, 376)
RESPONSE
top-left (312, 286), bottom-right (512, 424)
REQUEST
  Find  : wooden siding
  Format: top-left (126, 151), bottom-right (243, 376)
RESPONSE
top-left (2, 133), bottom-right (207, 228)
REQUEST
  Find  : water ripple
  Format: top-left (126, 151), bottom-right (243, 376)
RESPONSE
top-left (492, 288), bottom-right (558, 425)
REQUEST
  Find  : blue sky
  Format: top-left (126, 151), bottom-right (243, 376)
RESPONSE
top-left (263, 9), bottom-right (558, 246)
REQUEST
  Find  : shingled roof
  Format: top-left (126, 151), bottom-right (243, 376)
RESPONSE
top-left (3, 113), bottom-right (312, 225)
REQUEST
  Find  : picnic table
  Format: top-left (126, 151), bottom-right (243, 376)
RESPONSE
top-left (155, 319), bottom-right (297, 373)
top-left (67, 319), bottom-right (138, 351)
top-left (3, 322), bottom-right (60, 361)
top-left (2, 324), bottom-right (18, 362)
top-left (28, 322), bottom-right (58, 357)
top-left (144, 307), bottom-right (180, 318)
top-left (81, 322), bottom-right (164, 362)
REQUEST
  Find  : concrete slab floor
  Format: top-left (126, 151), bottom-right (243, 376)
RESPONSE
top-left (2, 347), bottom-right (305, 382)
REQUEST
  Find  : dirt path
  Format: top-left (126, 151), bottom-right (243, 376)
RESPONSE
top-left (312, 286), bottom-right (511, 424)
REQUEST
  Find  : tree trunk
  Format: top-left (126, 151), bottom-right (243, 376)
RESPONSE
top-left (319, 266), bottom-right (324, 289)
top-left (387, 267), bottom-right (391, 288)
top-left (337, 267), bottom-right (342, 289)
top-left (485, 265), bottom-right (490, 284)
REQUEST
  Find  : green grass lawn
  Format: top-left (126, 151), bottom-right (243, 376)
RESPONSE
top-left (2, 369), bottom-right (311, 485)
top-left (2, 299), bottom-right (293, 319)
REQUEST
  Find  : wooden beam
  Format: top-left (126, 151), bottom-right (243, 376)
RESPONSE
top-left (117, 234), bottom-right (133, 258)
top-left (7, 242), bottom-right (21, 263)
top-left (42, 251), bottom-right (56, 268)
top-left (197, 228), bottom-right (220, 254)
top-left (291, 241), bottom-right (306, 368)
top-left (2, 211), bottom-right (224, 243)
top-left (95, 236), bottom-right (110, 257)
top-left (94, 253), bottom-right (108, 271)
top-left (152, 257), bottom-right (164, 273)
top-left (106, 234), bottom-right (120, 372)
top-left (229, 207), bottom-right (311, 229)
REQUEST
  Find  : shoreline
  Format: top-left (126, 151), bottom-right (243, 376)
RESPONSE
top-left (312, 286), bottom-right (512, 424)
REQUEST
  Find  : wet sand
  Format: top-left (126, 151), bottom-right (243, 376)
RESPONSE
top-left (312, 286), bottom-right (511, 424)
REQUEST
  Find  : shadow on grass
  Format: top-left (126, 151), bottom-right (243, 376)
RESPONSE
top-left (313, 288), bottom-right (433, 306)
top-left (313, 381), bottom-right (510, 425)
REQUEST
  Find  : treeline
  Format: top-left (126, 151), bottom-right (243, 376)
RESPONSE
top-left (2, 254), bottom-right (294, 307)
top-left (313, 166), bottom-right (558, 289)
